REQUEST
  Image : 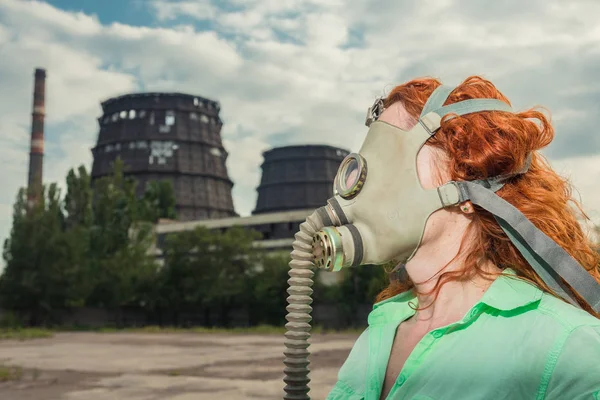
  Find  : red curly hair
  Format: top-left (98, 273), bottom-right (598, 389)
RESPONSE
top-left (375, 76), bottom-right (600, 317)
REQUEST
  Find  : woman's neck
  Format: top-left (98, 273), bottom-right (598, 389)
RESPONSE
top-left (404, 230), bottom-right (501, 330)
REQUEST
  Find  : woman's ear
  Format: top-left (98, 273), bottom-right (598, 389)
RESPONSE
top-left (459, 201), bottom-right (475, 214)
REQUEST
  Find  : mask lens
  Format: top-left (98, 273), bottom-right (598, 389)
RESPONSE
top-left (334, 153), bottom-right (367, 199)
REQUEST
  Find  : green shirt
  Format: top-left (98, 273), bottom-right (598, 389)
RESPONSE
top-left (326, 270), bottom-right (600, 400)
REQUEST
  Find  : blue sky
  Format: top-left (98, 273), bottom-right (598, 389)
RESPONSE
top-left (44, 0), bottom-right (226, 33)
top-left (45, 0), bottom-right (157, 26)
top-left (1, 0), bottom-right (600, 258)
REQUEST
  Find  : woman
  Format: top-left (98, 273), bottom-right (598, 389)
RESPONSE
top-left (326, 76), bottom-right (600, 399)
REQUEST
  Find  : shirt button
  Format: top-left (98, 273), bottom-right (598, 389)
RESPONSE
top-left (397, 374), bottom-right (406, 385)
top-left (432, 330), bottom-right (443, 338)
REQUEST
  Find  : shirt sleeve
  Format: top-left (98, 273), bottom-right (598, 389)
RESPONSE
top-left (325, 328), bottom-right (370, 400)
top-left (544, 324), bottom-right (600, 400)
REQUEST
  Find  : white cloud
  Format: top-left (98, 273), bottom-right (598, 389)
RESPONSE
top-left (150, 1), bottom-right (217, 22)
top-left (1, 0), bottom-right (600, 266)
top-left (304, 13), bottom-right (347, 48)
top-left (0, 0), bottom-right (138, 261)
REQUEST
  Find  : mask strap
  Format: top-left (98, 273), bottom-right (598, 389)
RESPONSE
top-left (419, 98), bottom-right (514, 134)
top-left (452, 180), bottom-right (600, 312)
top-left (434, 99), bottom-right (513, 119)
top-left (470, 153), bottom-right (533, 193)
top-left (420, 85), bottom-right (454, 118)
top-left (424, 97), bottom-right (600, 311)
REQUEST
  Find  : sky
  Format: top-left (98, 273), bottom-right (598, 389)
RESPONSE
top-left (0, 0), bottom-right (600, 257)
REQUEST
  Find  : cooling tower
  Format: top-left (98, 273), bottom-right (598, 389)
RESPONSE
top-left (91, 92), bottom-right (237, 221)
top-left (253, 145), bottom-right (349, 214)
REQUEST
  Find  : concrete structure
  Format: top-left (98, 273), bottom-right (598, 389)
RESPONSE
top-left (253, 145), bottom-right (349, 214)
top-left (152, 143), bottom-right (349, 252)
top-left (153, 207), bottom-right (344, 285)
top-left (155, 208), bottom-right (315, 254)
top-left (91, 92), bottom-right (237, 221)
top-left (152, 144), bottom-right (349, 284)
top-left (27, 68), bottom-right (46, 206)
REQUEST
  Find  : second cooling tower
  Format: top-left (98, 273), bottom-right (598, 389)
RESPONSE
top-left (253, 145), bottom-right (349, 214)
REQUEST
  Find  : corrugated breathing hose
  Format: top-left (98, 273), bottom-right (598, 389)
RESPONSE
top-left (282, 209), bottom-right (328, 400)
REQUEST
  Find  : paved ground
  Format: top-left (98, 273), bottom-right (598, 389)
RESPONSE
top-left (0, 332), bottom-right (359, 400)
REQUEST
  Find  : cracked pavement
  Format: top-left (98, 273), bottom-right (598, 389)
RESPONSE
top-left (0, 332), bottom-right (358, 400)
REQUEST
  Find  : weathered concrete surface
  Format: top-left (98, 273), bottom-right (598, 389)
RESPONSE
top-left (0, 332), bottom-right (359, 400)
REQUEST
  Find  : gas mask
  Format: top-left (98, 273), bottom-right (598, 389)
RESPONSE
top-left (282, 85), bottom-right (600, 400)
top-left (310, 87), bottom-right (600, 311)
top-left (310, 93), bottom-right (520, 271)
top-left (311, 110), bottom-right (470, 271)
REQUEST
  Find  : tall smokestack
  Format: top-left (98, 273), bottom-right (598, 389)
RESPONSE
top-left (27, 68), bottom-right (46, 205)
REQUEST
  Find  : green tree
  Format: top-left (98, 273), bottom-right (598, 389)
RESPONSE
top-left (155, 226), bottom-right (216, 324)
top-left (0, 184), bottom-right (89, 324)
top-left (64, 165), bottom-right (93, 229)
top-left (0, 188), bottom-right (39, 318)
top-left (208, 226), bottom-right (261, 326)
top-left (89, 158), bottom-right (138, 256)
top-left (86, 158), bottom-right (158, 309)
top-left (250, 252), bottom-right (290, 325)
top-left (0, 159), bottom-right (176, 326)
top-left (156, 226), bottom-right (261, 326)
top-left (62, 165), bottom-right (95, 303)
top-left (139, 180), bottom-right (177, 222)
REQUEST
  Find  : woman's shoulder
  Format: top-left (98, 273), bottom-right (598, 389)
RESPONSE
top-left (522, 292), bottom-right (600, 397)
top-left (537, 291), bottom-right (600, 329)
top-left (540, 297), bottom-right (600, 398)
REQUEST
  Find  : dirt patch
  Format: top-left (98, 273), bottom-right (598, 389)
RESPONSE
top-left (0, 369), bottom-right (118, 400)
top-left (310, 348), bottom-right (353, 368)
top-left (158, 348), bottom-right (351, 381)
top-left (107, 337), bottom-right (228, 348)
top-left (0, 332), bottom-right (358, 400)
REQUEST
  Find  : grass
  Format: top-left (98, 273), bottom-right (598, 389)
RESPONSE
top-left (0, 328), bottom-right (54, 341)
top-left (99, 324), bottom-right (364, 335)
top-left (0, 325), bottom-right (364, 339)
top-left (0, 365), bottom-right (23, 382)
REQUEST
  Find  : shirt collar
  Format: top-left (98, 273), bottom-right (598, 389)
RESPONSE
top-left (479, 268), bottom-right (543, 311)
top-left (369, 289), bottom-right (416, 326)
top-left (368, 268), bottom-right (542, 326)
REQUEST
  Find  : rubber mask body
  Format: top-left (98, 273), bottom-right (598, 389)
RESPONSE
top-left (327, 120), bottom-right (447, 267)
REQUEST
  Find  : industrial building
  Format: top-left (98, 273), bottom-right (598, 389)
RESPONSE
top-left (26, 68), bottom-right (46, 208)
top-left (88, 90), bottom-right (348, 260)
top-left (253, 145), bottom-right (349, 215)
top-left (91, 92), bottom-right (237, 221)
top-left (152, 143), bottom-right (349, 285)
top-left (154, 144), bottom-right (349, 253)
